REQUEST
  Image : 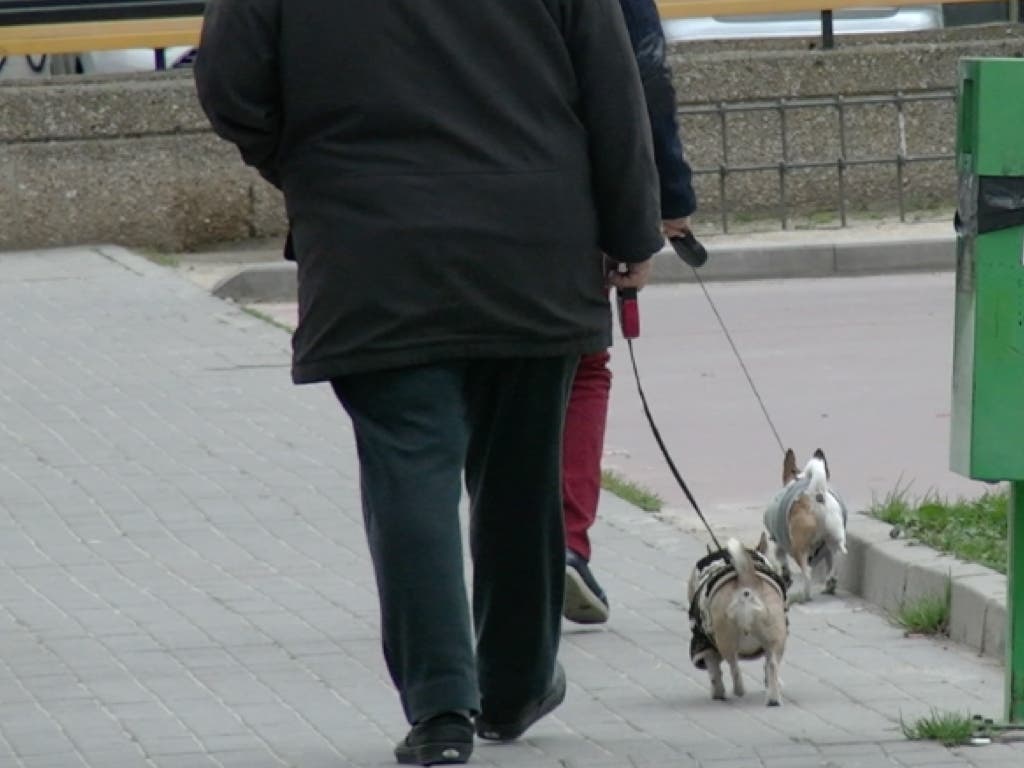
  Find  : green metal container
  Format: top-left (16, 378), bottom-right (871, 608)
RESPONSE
top-left (951, 58), bottom-right (1024, 480)
top-left (950, 57), bottom-right (1024, 724)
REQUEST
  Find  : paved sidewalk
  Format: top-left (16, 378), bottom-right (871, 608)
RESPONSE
top-left (0, 246), bottom-right (1020, 768)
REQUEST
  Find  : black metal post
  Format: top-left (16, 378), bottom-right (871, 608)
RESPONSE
top-left (821, 10), bottom-right (835, 50)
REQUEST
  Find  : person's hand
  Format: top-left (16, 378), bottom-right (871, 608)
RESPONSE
top-left (662, 216), bottom-right (691, 240)
top-left (607, 259), bottom-right (653, 291)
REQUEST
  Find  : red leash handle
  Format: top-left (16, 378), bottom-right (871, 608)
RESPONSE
top-left (617, 286), bottom-right (639, 339)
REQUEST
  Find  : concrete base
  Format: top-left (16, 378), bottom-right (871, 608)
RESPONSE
top-left (839, 513), bottom-right (1006, 660)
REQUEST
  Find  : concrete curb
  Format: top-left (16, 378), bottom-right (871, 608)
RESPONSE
top-left (650, 235), bottom-right (956, 283)
top-left (840, 512), bottom-right (1006, 660)
top-left (212, 262), bottom-right (298, 303)
top-left (210, 235), bottom-right (957, 303)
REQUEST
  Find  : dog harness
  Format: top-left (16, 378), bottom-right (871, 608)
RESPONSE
top-left (763, 475), bottom-right (849, 566)
top-left (688, 548), bottom-right (787, 669)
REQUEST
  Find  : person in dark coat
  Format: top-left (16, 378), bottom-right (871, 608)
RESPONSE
top-left (562, 0), bottom-right (699, 625)
top-left (194, 1), bottom-right (663, 764)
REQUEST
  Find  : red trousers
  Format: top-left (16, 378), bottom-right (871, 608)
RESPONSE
top-left (562, 350), bottom-right (612, 561)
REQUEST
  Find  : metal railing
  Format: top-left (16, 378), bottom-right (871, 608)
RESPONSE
top-left (679, 89), bottom-right (956, 232)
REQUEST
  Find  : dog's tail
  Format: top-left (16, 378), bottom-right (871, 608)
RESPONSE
top-left (806, 457), bottom-right (848, 555)
top-left (726, 538), bottom-right (764, 631)
top-left (805, 455), bottom-right (829, 498)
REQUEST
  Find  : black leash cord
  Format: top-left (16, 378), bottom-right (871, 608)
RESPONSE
top-left (625, 336), bottom-right (722, 551)
top-left (671, 232), bottom-right (785, 455)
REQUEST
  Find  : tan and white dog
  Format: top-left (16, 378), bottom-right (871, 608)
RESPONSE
top-left (687, 536), bottom-right (788, 706)
top-left (763, 448), bottom-right (848, 602)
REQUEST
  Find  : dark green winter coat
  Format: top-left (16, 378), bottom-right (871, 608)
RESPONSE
top-left (195, 0), bottom-right (663, 381)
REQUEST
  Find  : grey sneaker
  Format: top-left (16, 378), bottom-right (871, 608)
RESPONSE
top-left (563, 549), bottom-right (610, 624)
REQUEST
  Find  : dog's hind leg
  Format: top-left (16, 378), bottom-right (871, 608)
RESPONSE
top-left (797, 554), bottom-right (813, 603)
top-left (727, 656), bottom-right (745, 698)
top-left (707, 652), bottom-right (726, 700)
top-left (773, 542), bottom-right (792, 588)
top-left (822, 549), bottom-right (838, 595)
top-left (764, 652), bottom-right (783, 707)
top-left (787, 498), bottom-right (818, 602)
top-left (783, 551), bottom-right (813, 605)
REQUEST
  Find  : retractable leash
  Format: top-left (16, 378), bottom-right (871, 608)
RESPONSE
top-left (617, 232), bottom-right (793, 551)
top-left (615, 250), bottom-right (723, 552)
top-left (674, 235), bottom-right (787, 455)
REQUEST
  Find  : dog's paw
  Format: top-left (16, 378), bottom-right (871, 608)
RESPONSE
top-left (765, 695), bottom-right (783, 707)
top-left (712, 685), bottom-right (727, 701)
top-left (823, 577), bottom-right (838, 595)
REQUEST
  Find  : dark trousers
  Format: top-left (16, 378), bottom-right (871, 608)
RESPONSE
top-left (331, 355), bottom-right (578, 724)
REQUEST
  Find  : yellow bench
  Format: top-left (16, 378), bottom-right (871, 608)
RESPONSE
top-left (0, 16), bottom-right (201, 56)
top-left (0, 1), bottom-right (1006, 57)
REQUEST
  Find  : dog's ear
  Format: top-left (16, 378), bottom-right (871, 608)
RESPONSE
top-left (813, 448), bottom-right (830, 479)
top-left (783, 449), bottom-right (798, 483)
top-left (756, 531), bottom-right (769, 554)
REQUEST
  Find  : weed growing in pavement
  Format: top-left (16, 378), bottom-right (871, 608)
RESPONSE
top-left (870, 482), bottom-right (1007, 575)
top-left (899, 708), bottom-right (975, 747)
top-left (892, 577), bottom-right (951, 637)
top-left (600, 470), bottom-right (663, 513)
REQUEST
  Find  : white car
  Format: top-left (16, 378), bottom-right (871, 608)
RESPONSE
top-left (82, 45), bottom-right (195, 73)
top-left (0, 46), bottom-right (194, 80)
top-left (663, 5), bottom-right (943, 42)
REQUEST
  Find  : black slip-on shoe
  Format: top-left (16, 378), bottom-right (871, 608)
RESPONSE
top-left (394, 712), bottom-right (473, 765)
top-left (563, 549), bottom-right (610, 624)
top-left (475, 662), bottom-right (566, 742)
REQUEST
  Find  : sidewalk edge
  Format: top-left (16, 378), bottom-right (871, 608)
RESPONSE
top-left (209, 237), bottom-right (957, 304)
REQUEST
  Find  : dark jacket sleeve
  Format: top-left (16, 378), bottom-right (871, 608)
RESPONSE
top-left (618, 0), bottom-right (697, 219)
top-left (562, 0), bottom-right (665, 263)
top-left (193, 0), bottom-right (283, 189)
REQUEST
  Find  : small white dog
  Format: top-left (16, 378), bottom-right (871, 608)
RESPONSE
top-left (763, 448), bottom-right (848, 602)
top-left (687, 536), bottom-right (788, 706)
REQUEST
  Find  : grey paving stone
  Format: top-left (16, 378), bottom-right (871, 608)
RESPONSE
top-left (149, 755), bottom-right (222, 768)
top-left (0, 248), bottom-right (1021, 768)
top-left (17, 757), bottom-right (89, 768)
top-left (207, 749), bottom-right (286, 768)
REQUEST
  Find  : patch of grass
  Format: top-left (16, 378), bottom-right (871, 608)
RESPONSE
top-left (869, 482), bottom-right (1008, 575)
top-left (900, 708), bottom-right (975, 747)
top-left (894, 577), bottom-right (951, 636)
top-left (240, 305), bottom-right (292, 333)
top-left (600, 470), bottom-right (663, 513)
top-left (805, 210), bottom-right (840, 225)
top-left (136, 248), bottom-right (181, 267)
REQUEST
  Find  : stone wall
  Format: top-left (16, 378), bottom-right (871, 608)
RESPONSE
top-left (0, 76), bottom-right (285, 252)
top-left (1, 24), bottom-right (1022, 251)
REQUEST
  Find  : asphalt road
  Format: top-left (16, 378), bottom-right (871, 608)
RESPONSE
top-left (601, 271), bottom-right (996, 540)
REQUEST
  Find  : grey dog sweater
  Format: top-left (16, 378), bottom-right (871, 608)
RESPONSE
top-left (764, 475), bottom-right (849, 562)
